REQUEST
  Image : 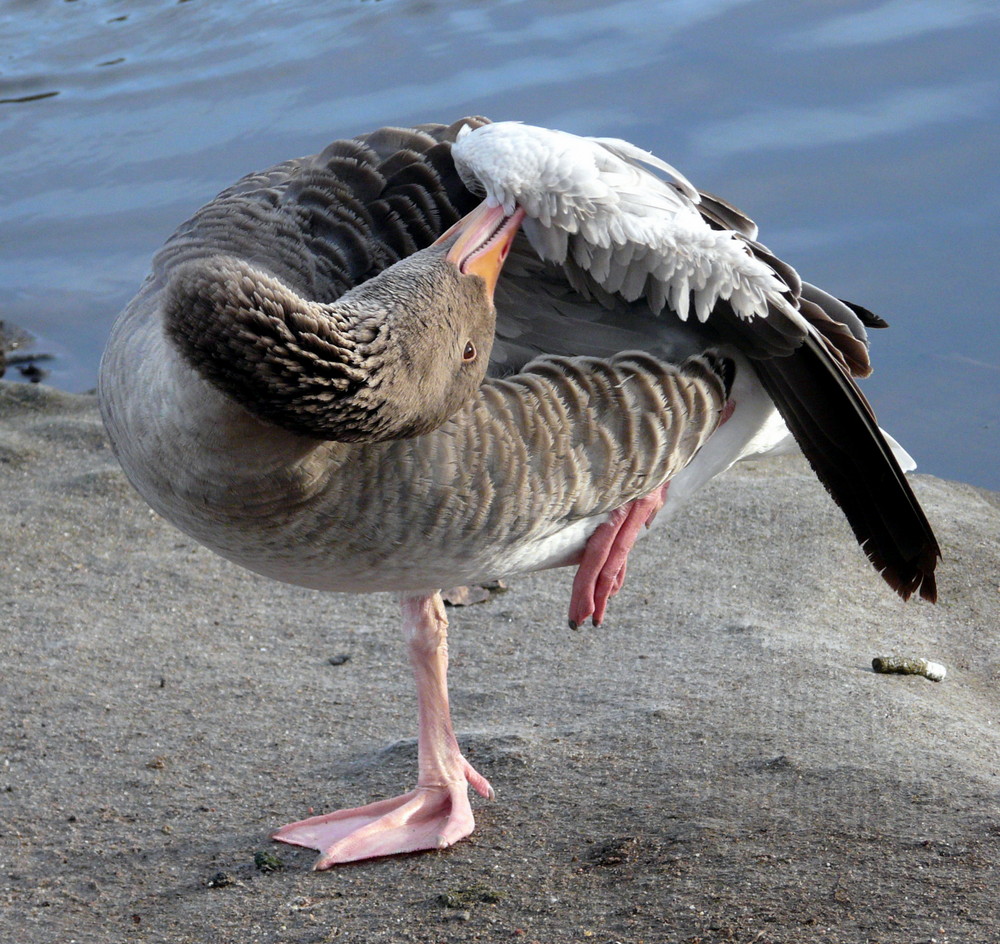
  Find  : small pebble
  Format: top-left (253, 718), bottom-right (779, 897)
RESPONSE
top-left (254, 851), bottom-right (285, 872)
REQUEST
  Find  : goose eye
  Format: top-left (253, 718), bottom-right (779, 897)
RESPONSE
top-left (462, 341), bottom-right (477, 362)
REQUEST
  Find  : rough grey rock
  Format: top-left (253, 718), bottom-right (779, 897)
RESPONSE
top-left (2, 381), bottom-right (998, 944)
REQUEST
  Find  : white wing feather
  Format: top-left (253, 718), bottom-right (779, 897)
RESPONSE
top-left (453, 122), bottom-right (795, 325)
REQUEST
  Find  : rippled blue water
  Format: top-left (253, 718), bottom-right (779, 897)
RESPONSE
top-left (2, 0), bottom-right (998, 487)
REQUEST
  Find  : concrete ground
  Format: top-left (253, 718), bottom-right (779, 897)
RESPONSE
top-left (2, 381), bottom-right (998, 944)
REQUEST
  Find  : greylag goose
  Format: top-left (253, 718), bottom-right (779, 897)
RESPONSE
top-left (98, 116), bottom-right (939, 868)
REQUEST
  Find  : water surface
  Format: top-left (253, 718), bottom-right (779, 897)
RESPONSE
top-left (2, 0), bottom-right (997, 487)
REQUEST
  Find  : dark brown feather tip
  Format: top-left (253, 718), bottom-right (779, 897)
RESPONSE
top-left (753, 336), bottom-right (940, 604)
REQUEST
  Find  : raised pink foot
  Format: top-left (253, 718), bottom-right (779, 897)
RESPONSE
top-left (566, 397), bottom-right (736, 629)
top-left (272, 760), bottom-right (493, 868)
top-left (568, 483), bottom-right (670, 628)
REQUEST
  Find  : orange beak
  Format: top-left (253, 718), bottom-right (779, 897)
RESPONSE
top-left (436, 201), bottom-right (526, 299)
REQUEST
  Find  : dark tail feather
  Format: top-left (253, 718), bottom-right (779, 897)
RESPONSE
top-left (753, 336), bottom-right (940, 602)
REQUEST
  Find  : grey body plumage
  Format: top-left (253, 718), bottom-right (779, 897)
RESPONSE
top-left (99, 116), bottom-right (938, 601)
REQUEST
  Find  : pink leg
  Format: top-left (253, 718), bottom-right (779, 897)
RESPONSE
top-left (567, 398), bottom-right (736, 629)
top-left (568, 482), bottom-right (670, 629)
top-left (272, 592), bottom-right (492, 868)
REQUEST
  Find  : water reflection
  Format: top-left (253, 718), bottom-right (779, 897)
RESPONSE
top-left (790, 0), bottom-right (996, 47)
top-left (1, 0), bottom-right (997, 487)
top-left (691, 81), bottom-right (996, 157)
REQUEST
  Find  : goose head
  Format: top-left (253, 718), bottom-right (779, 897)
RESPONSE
top-left (163, 202), bottom-right (524, 443)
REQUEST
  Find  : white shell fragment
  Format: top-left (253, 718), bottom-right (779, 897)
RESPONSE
top-left (872, 656), bottom-right (947, 682)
